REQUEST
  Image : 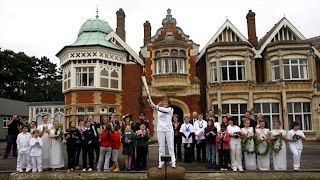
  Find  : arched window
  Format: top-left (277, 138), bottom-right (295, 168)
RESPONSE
top-left (109, 107), bottom-right (116, 113)
top-left (86, 107), bottom-right (94, 113)
top-left (155, 51), bottom-right (161, 58)
top-left (77, 107), bottom-right (84, 113)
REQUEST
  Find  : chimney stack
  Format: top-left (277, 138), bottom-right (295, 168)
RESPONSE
top-left (143, 21), bottom-right (151, 45)
top-left (116, 8), bottom-right (126, 42)
top-left (246, 10), bottom-right (258, 47)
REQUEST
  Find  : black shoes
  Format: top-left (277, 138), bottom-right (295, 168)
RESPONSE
top-left (3, 155), bottom-right (8, 159)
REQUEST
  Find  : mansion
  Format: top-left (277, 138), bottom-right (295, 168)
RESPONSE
top-left (55, 8), bottom-right (320, 140)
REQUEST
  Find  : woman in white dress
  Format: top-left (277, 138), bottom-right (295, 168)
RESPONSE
top-left (37, 115), bottom-right (53, 170)
top-left (49, 120), bottom-right (64, 170)
top-left (270, 120), bottom-right (287, 170)
top-left (241, 119), bottom-right (256, 170)
top-left (256, 120), bottom-right (270, 170)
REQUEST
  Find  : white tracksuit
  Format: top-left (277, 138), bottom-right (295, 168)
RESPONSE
top-left (227, 125), bottom-right (243, 170)
top-left (155, 106), bottom-right (176, 166)
top-left (30, 137), bottom-right (43, 172)
top-left (16, 132), bottom-right (32, 172)
top-left (287, 129), bottom-right (305, 170)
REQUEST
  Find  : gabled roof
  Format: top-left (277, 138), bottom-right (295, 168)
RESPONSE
top-left (197, 20), bottom-right (253, 62)
top-left (105, 31), bottom-right (144, 66)
top-left (256, 17), bottom-right (306, 51)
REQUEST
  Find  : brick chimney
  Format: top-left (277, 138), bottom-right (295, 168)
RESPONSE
top-left (143, 21), bottom-right (151, 45)
top-left (116, 8), bottom-right (125, 42)
top-left (246, 10), bottom-right (258, 47)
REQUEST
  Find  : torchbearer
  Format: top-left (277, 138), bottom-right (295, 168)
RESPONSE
top-left (142, 68), bottom-right (176, 168)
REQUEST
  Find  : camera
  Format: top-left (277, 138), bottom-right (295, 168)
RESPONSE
top-left (293, 134), bottom-right (300, 140)
top-left (234, 132), bottom-right (240, 138)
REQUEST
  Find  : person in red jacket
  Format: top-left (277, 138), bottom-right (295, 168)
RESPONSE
top-left (96, 124), bottom-right (114, 171)
top-left (109, 125), bottom-right (121, 172)
top-left (216, 124), bottom-right (230, 171)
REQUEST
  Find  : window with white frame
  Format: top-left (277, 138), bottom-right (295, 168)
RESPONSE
top-left (253, 99), bottom-right (281, 130)
top-left (287, 98), bottom-right (312, 131)
top-left (100, 66), bottom-right (121, 90)
top-left (155, 49), bottom-right (187, 75)
top-left (211, 62), bottom-right (217, 82)
top-left (213, 99), bottom-right (247, 126)
top-left (77, 107), bottom-right (84, 113)
top-left (63, 70), bottom-right (71, 90)
top-left (220, 60), bottom-right (246, 81)
top-left (271, 60), bottom-right (280, 81)
top-left (76, 67), bottom-right (94, 86)
top-left (3, 117), bottom-right (11, 128)
top-left (283, 59), bottom-right (308, 80)
top-left (87, 107), bottom-right (94, 113)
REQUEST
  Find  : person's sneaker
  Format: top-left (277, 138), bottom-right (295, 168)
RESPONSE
top-left (26, 169), bottom-right (31, 173)
top-left (75, 166), bottom-right (80, 170)
top-left (18, 170), bottom-right (23, 173)
top-left (220, 168), bottom-right (224, 171)
top-left (207, 166), bottom-right (212, 169)
top-left (2, 155), bottom-right (7, 159)
top-left (82, 168), bottom-right (86, 172)
top-left (67, 169), bottom-right (71, 172)
top-left (97, 169), bottom-right (101, 172)
top-left (238, 167), bottom-right (244, 172)
top-left (108, 167), bottom-right (114, 171)
top-left (158, 162), bottom-right (164, 169)
top-left (127, 168), bottom-right (130, 171)
top-left (71, 168), bottom-right (74, 172)
top-left (171, 162), bottom-right (176, 168)
top-left (232, 167), bottom-right (237, 172)
top-left (113, 168), bottom-right (120, 172)
top-left (88, 168), bottom-right (93, 172)
top-left (224, 168), bottom-right (228, 171)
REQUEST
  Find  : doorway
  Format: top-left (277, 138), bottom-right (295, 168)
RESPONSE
top-left (171, 105), bottom-right (184, 124)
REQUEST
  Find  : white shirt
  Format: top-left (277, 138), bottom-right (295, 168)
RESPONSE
top-left (37, 124), bottom-right (53, 133)
top-left (30, 137), bottom-right (43, 156)
top-left (227, 125), bottom-right (241, 144)
top-left (16, 132), bottom-right (32, 152)
top-left (194, 119), bottom-right (207, 140)
top-left (214, 122), bottom-right (221, 133)
top-left (287, 129), bottom-right (305, 150)
top-left (241, 127), bottom-right (254, 137)
top-left (180, 123), bottom-right (194, 143)
top-left (155, 106), bottom-right (174, 132)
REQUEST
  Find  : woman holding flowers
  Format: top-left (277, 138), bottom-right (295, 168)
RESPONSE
top-left (49, 120), bottom-right (64, 171)
top-left (270, 120), bottom-right (287, 170)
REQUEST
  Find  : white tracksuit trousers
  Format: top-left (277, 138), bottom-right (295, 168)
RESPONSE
top-left (229, 141), bottom-right (243, 169)
top-left (31, 156), bottom-right (42, 172)
top-left (290, 145), bottom-right (302, 170)
top-left (158, 131), bottom-right (176, 166)
top-left (17, 150), bottom-right (31, 171)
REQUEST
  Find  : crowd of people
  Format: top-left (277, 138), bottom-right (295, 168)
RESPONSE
top-left (4, 105), bottom-right (306, 173)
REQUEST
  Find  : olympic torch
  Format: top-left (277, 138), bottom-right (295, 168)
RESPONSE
top-left (141, 67), bottom-right (153, 104)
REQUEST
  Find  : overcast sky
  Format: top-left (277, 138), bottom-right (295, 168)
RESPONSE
top-left (1, 0), bottom-right (319, 65)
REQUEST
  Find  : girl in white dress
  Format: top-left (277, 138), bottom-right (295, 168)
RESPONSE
top-left (256, 120), bottom-right (270, 170)
top-left (241, 120), bottom-right (256, 170)
top-left (49, 120), bottom-right (64, 170)
top-left (270, 120), bottom-right (287, 170)
top-left (37, 115), bottom-right (53, 170)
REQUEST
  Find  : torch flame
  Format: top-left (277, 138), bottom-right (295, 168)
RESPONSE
top-left (142, 67), bottom-right (146, 76)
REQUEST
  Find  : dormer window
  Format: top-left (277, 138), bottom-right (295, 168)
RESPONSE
top-left (154, 49), bottom-right (187, 75)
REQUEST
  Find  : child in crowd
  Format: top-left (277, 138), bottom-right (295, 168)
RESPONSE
top-left (135, 124), bottom-right (150, 170)
top-left (180, 116), bottom-right (194, 164)
top-left (287, 122), bottom-right (306, 171)
top-left (75, 119), bottom-right (85, 170)
top-left (65, 120), bottom-right (81, 172)
top-left (205, 119), bottom-right (217, 169)
top-left (16, 125), bottom-right (32, 173)
top-left (49, 120), bottom-right (64, 171)
top-left (29, 121), bottom-right (37, 135)
top-left (194, 113), bottom-right (207, 163)
top-left (81, 121), bottom-right (96, 172)
top-left (30, 129), bottom-right (43, 172)
top-left (109, 125), bottom-right (121, 172)
top-left (216, 124), bottom-right (229, 171)
top-left (227, 118), bottom-right (243, 172)
top-left (121, 125), bottom-right (135, 171)
top-left (97, 123), bottom-right (114, 171)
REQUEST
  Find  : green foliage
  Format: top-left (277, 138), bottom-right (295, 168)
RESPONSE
top-left (0, 49), bottom-right (63, 102)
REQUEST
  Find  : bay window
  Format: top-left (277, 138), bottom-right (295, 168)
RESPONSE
top-left (76, 67), bottom-right (94, 86)
top-left (283, 59), bottom-right (308, 80)
top-left (220, 60), bottom-right (245, 81)
top-left (155, 49), bottom-right (187, 75)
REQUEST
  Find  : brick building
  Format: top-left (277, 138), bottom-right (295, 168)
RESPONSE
top-left (57, 8), bottom-right (320, 140)
top-left (56, 8), bottom-right (144, 125)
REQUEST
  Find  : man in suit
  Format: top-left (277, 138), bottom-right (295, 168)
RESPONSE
top-left (189, 111), bottom-right (198, 161)
top-left (240, 111), bottom-right (255, 128)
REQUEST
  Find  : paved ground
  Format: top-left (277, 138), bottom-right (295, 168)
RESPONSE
top-left (0, 141), bottom-right (320, 172)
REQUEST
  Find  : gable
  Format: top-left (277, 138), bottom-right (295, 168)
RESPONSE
top-left (256, 18), bottom-right (306, 53)
top-left (197, 20), bottom-right (253, 62)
